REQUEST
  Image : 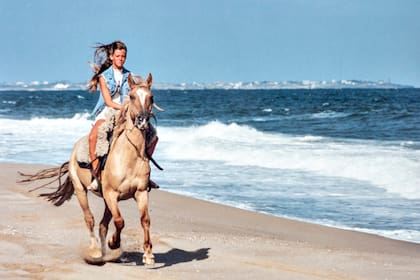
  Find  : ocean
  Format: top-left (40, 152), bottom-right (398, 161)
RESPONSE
top-left (1, 87), bottom-right (420, 243)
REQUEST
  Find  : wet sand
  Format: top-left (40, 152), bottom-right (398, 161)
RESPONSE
top-left (1, 163), bottom-right (419, 280)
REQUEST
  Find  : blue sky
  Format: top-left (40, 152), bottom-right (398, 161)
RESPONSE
top-left (1, 0), bottom-right (419, 86)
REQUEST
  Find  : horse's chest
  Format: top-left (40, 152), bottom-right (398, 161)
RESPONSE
top-left (119, 176), bottom-right (149, 193)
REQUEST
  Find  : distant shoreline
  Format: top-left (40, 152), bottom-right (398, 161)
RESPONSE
top-left (0, 79), bottom-right (416, 91)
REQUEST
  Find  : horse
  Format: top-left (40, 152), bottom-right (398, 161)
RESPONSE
top-left (19, 73), bottom-right (162, 265)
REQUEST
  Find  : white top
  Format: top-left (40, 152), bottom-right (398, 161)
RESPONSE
top-left (113, 68), bottom-right (123, 103)
top-left (114, 68), bottom-right (123, 87)
top-left (94, 68), bottom-right (123, 122)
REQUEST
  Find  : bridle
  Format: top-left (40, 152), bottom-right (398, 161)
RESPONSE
top-left (134, 111), bottom-right (151, 131)
top-left (128, 85), bottom-right (154, 131)
top-left (120, 81), bottom-right (164, 171)
top-left (124, 92), bottom-right (163, 171)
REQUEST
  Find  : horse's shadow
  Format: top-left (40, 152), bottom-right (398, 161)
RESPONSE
top-left (117, 247), bottom-right (210, 269)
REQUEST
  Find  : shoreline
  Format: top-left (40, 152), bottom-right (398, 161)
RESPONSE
top-left (0, 80), bottom-right (416, 91)
top-left (166, 190), bottom-right (420, 246)
top-left (1, 162), bottom-right (420, 279)
top-left (4, 159), bottom-right (418, 245)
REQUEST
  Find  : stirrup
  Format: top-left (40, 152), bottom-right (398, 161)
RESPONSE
top-left (87, 178), bottom-right (100, 191)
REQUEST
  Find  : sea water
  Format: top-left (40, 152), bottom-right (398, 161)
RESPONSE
top-left (1, 88), bottom-right (419, 243)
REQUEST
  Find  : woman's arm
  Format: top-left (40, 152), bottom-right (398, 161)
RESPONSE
top-left (99, 76), bottom-right (122, 110)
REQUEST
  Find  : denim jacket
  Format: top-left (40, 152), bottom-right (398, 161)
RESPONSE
top-left (91, 66), bottom-right (131, 117)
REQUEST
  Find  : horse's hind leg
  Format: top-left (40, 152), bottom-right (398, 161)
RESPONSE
top-left (69, 142), bottom-right (101, 262)
top-left (73, 186), bottom-right (102, 260)
top-left (135, 190), bottom-right (154, 265)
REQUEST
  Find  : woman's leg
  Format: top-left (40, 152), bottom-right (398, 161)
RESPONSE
top-left (88, 119), bottom-right (105, 190)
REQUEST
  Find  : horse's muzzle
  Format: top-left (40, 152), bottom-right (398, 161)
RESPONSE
top-left (135, 113), bottom-right (149, 131)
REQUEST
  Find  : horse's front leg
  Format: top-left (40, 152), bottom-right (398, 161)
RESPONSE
top-left (99, 202), bottom-right (112, 256)
top-left (135, 190), bottom-right (154, 265)
top-left (103, 190), bottom-right (124, 250)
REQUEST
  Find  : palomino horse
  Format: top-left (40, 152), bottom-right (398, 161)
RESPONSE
top-left (20, 73), bottom-right (160, 265)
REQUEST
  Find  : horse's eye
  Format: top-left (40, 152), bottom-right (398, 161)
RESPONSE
top-left (130, 95), bottom-right (135, 101)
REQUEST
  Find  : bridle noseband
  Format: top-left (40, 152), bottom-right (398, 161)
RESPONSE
top-left (134, 112), bottom-right (150, 131)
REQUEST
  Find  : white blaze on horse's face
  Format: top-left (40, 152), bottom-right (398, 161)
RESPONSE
top-left (135, 88), bottom-right (149, 110)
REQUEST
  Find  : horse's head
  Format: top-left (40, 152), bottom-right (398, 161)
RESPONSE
top-left (124, 73), bottom-right (163, 131)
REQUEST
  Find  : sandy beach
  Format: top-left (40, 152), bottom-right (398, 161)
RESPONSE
top-left (1, 162), bottom-right (419, 280)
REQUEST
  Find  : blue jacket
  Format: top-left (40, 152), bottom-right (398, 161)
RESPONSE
top-left (91, 66), bottom-right (131, 117)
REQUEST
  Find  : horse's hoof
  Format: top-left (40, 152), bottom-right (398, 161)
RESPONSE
top-left (83, 248), bottom-right (104, 265)
top-left (108, 239), bottom-right (120, 250)
top-left (103, 247), bottom-right (123, 262)
top-left (87, 247), bottom-right (103, 258)
top-left (84, 256), bottom-right (105, 265)
top-left (142, 254), bottom-right (155, 266)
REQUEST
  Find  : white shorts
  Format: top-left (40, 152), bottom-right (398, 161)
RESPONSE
top-left (94, 106), bottom-right (114, 122)
top-left (94, 93), bottom-right (121, 123)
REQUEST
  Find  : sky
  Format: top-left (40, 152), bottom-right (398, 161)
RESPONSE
top-left (1, 0), bottom-right (419, 86)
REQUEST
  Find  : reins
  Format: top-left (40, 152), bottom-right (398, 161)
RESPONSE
top-left (123, 102), bottom-right (164, 171)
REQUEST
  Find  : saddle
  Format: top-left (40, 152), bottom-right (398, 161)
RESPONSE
top-left (77, 109), bottom-right (117, 169)
top-left (76, 109), bottom-right (161, 170)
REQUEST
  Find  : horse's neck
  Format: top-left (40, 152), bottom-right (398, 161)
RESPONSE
top-left (110, 124), bottom-right (147, 160)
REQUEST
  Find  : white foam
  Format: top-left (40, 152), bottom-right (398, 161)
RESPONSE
top-left (158, 121), bottom-right (420, 199)
top-left (315, 221), bottom-right (420, 244)
top-left (0, 115), bottom-right (91, 164)
top-left (311, 111), bottom-right (351, 119)
top-left (1, 118), bottom-right (420, 199)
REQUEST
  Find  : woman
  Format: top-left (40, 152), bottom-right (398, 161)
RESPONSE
top-left (88, 41), bottom-right (159, 190)
top-left (87, 40), bottom-right (158, 191)
top-left (87, 40), bottom-right (130, 190)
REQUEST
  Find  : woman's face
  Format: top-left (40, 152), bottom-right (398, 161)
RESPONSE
top-left (110, 49), bottom-right (127, 69)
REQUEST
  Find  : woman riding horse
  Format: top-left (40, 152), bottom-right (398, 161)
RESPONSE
top-left (19, 73), bottom-right (160, 265)
top-left (87, 40), bottom-right (158, 190)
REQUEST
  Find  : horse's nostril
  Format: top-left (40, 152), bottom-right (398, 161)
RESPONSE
top-left (135, 114), bottom-right (150, 130)
top-left (135, 116), bottom-right (143, 126)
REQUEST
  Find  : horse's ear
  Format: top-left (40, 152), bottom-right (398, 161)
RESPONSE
top-left (128, 74), bottom-right (136, 89)
top-left (146, 73), bottom-right (153, 88)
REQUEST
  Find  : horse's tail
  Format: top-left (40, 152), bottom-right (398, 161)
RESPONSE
top-left (18, 161), bottom-right (74, 206)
